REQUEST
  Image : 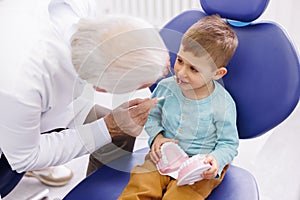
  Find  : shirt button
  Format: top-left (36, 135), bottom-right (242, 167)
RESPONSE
top-left (178, 128), bottom-right (182, 133)
top-left (182, 115), bottom-right (185, 120)
top-left (185, 101), bottom-right (190, 105)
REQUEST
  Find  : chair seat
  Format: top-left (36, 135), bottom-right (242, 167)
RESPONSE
top-left (64, 148), bottom-right (258, 200)
top-left (207, 165), bottom-right (258, 200)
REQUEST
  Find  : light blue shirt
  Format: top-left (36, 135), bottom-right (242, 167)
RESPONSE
top-left (145, 77), bottom-right (239, 174)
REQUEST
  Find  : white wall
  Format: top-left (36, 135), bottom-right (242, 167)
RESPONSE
top-left (1, 0), bottom-right (299, 50)
top-left (260, 0), bottom-right (300, 54)
top-left (96, 0), bottom-right (300, 53)
top-left (96, 0), bottom-right (200, 27)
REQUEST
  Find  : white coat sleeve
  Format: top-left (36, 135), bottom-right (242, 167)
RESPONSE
top-left (0, 90), bottom-right (111, 173)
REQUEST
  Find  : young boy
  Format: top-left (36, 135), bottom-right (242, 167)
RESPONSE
top-left (118, 14), bottom-right (239, 200)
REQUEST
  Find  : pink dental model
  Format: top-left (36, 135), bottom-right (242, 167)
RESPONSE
top-left (177, 154), bottom-right (211, 186)
top-left (156, 142), bottom-right (211, 186)
top-left (156, 142), bottom-right (189, 177)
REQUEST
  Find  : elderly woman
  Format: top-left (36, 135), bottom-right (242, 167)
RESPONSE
top-left (0, 0), bottom-right (169, 197)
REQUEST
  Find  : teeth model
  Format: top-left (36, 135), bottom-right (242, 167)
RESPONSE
top-left (177, 154), bottom-right (211, 186)
top-left (156, 142), bottom-right (211, 186)
top-left (156, 142), bottom-right (189, 178)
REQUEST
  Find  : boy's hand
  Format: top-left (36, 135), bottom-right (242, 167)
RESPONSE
top-left (149, 134), bottom-right (178, 163)
top-left (202, 154), bottom-right (219, 179)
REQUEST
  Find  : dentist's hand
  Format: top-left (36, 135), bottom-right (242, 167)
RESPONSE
top-left (104, 98), bottom-right (157, 138)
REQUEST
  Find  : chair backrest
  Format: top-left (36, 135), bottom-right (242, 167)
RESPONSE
top-left (154, 0), bottom-right (300, 139)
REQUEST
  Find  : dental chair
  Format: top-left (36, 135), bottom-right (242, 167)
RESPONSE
top-left (64, 0), bottom-right (300, 199)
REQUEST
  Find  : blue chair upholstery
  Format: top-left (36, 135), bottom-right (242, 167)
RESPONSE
top-left (64, 0), bottom-right (300, 199)
top-left (65, 148), bottom-right (149, 200)
top-left (201, 0), bottom-right (270, 22)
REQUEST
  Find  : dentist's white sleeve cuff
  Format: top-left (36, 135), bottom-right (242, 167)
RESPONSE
top-left (76, 118), bottom-right (112, 153)
top-left (95, 118), bottom-right (112, 147)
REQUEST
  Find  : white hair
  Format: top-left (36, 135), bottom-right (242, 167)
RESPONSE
top-left (71, 15), bottom-right (169, 94)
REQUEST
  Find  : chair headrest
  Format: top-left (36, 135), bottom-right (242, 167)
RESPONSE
top-left (200, 0), bottom-right (270, 22)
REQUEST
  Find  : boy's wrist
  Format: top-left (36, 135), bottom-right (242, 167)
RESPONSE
top-left (151, 133), bottom-right (164, 146)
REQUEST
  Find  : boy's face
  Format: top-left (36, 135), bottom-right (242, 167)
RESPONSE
top-left (174, 45), bottom-right (226, 99)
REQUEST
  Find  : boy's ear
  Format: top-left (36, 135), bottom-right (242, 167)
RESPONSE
top-left (213, 67), bottom-right (227, 80)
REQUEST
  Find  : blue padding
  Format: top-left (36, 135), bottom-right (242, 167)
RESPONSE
top-left (64, 165), bottom-right (129, 200)
top-left (64, 149), bottom-right (258, 200)
top-left (207, 165), bottom-right (258, 200)
top-left (200, 0), bottom-right (270, 22)
top-left (225, 23), bottom-right (300, 138)
top-left (64, 148), bottom-right (149, 200)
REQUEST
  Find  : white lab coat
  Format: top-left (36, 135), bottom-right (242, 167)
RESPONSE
top-left (0, 0), bottom-right (111, 173)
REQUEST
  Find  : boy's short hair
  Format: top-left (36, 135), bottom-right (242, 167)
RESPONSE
top-left (71, 15), bottom-right (169, 94)
top-left (182, 14), bottom-right (238, 68)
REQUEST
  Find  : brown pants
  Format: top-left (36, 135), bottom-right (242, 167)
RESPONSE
top-left (118, 154), bottom-right (228, 200)
top-left (86, 135), bottom-right (136, 176)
